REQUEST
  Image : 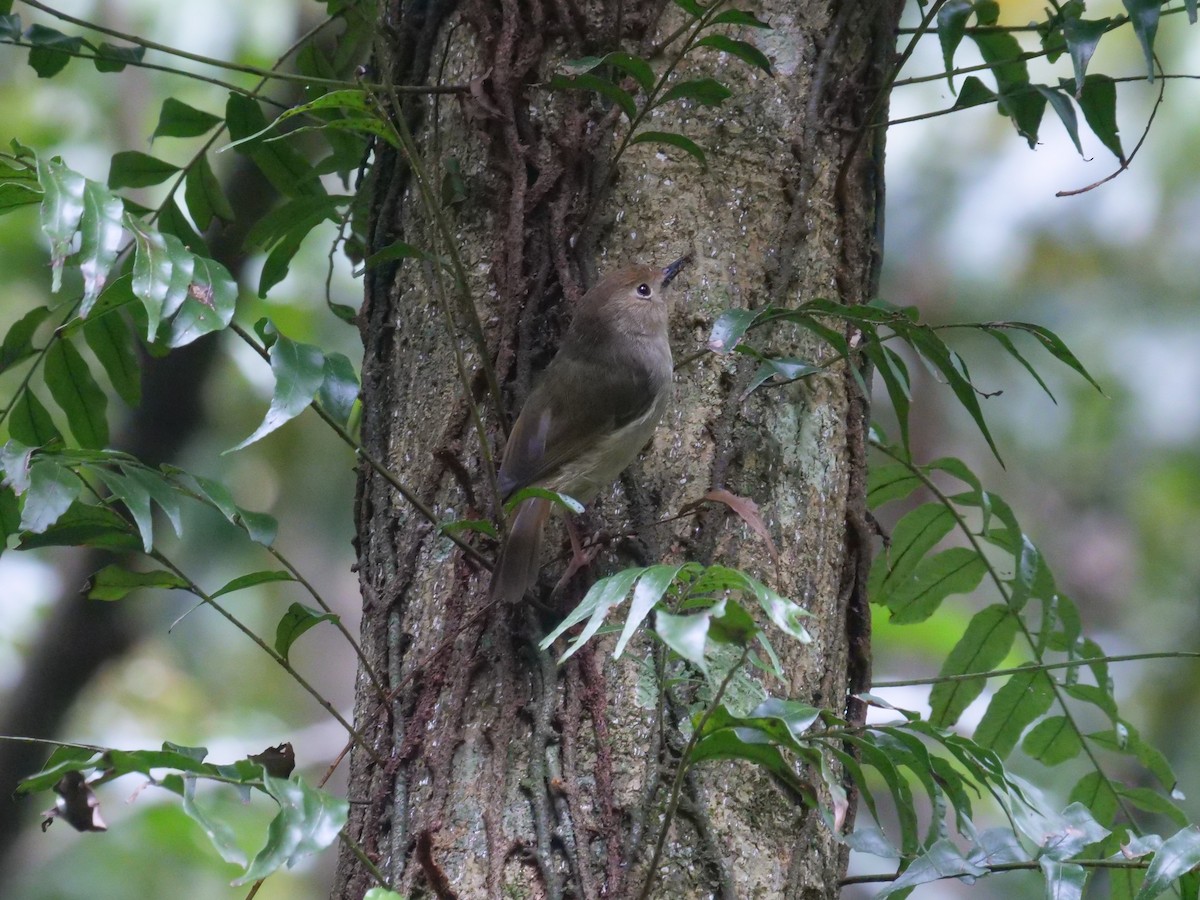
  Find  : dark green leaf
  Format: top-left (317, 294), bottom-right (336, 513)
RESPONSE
top-left (929, 605), bottom-right (1019, 727)
top-left (952, 75), bottom-right (997, 110)
top-left (1069, 771), bottom-right (1119, 827)
top-left (1075, 74), bottom-right (1123, 162)
top-left (438, 518), bottom-right (497, 539)
top-left (605, 51), bottom-right (656, 93)
top-left (157, 195), bottom-right (208, 254)
top-left (165, 254), bottom-right (237, 348)
top-left (234, 507), bottom-right (277, 547)
top-left (212, 570), bottom-right (296, 599)
top-left (228, 335), bottom-right (326, 451)
top-left (0, 12), bottom-right (20, 39)
top-left (152, 97), bottom-right (223, 141)
top-left (866, 462), bottom-right (921, 508)
top-left (182, 775), bottom-right (247, 866)
top-left (0, 162), bottom-right (41, 215)
top-left (687, 728), bottom-right (815, 805)
top-left (20, 459), bottom-right (80, 533)
top-left (37, 155), bottom-right (86, 292)
top-left (91, 466), bottom-right (154, 550)
top-left (671, 0), bottom-right (705, 18)
top-left (937, 0), bottom-right (975, 91)
top-left (694, 34), bottom-right (772, 75)
top-left (225, 93), bottom-right (325, 198)
top-left (549, 72), bottom-right (636, 120)
top-left (707, 9), bottom-right (770, 28)
top-left (92, 41), bottom-right (144, 73)
top-left (83, 313), bottom-right (141, 407)
top-left (658, 77), bottom-right (731, 108)
top-left (275, 602), bottom-right (338, 661)
top-left (44, 339), bottom-right (108, 448)
top-left (1116, 785), bottom-right (1189, 828)
top-left (107, 151), bottom-right (180, 189)
top-left (1062, 17), bottom-right (1111, 95)
top-left (16, 745), bottom-right (104, 794)
top-left (184, 154), bottom-right (234, 231)
top-left (1035, 84), bottom-right (1083, 156)
top-left (880, 547), bottom-right (988, 624)
top-left (1023, 715), bottom-right (1081, 765)
top-left (504, 486), bottom-right (585, 514)
top-left (869, 503), bottom-right (955, 599)
top-left (974, 667), bottom-right (1054, 759)
top-left (317, 352), bottom-right (359, 426)
top-left (362, 240), bottom-right (427, 269)
top-left (629, 130), bottom-right (706, 166)
top-left (86, 564), bottom-right (188, 600)
top-left (0, 306), bottom-right (51, 375)
top-left (9, 390), bottom-right (62, 446)
top-left (18, 502), bottom-right (139, 550)
top-left (26, 24), bottom-right (83, 78)
top-left (231, 772), bottom-right (348, 885)
top-left (122, 465), bottom-right (183, 537)
top-left (1123, 0), bottom-right (1161, 82)
top-left (708, 308), bottom-right (759, 353)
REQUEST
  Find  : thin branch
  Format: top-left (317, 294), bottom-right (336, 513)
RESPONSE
top-left (874, 651), bottom-right (1200, 688)
top-left (842, 856), bottom-right (1150, 887)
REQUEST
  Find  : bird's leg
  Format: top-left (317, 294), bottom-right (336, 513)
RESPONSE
top-left (555, 516), bottom-right (600, 590)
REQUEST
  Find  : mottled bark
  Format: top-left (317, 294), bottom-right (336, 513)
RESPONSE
top-left (336, 1), bottom-right (900, 897)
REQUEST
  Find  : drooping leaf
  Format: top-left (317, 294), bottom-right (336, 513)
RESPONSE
top-left (1123, 0), bottom-right (1161, 82)
top-left (275, 602), bottom-right (339, 661)
top-left (629, 130), bottom-right (707, 167)
top-left (316, 352), bottom-right (359, 425)
top-left (83, 312), bottom-right (141, 407)
top-left (1074, 75), bottom-right (1123, 162)
top-left (92, 42), bottom-right (144, 73)
top-left (129, 219), bottom-right (189, 342)
top-left (91, 466), bottom-right (154, 550)
top-left (25, 24), bottom-right (83, 78)
top-left (225, 93), bottom-right (327, 199)
top-left (1035, 84), bottom-right (1083, 156)
top-left (181, 775), bottom-right (248, 866)
top-left (929, 604), bottom-right (1019, 727)
top-left (37, 155), bottom-right (86, 292)
top-left (869, 503), bottom-right (955, 600)
top-left (9, 390), bottom-right (62, 446)
top-left (974, 667), bottom-right (1054, 759)
top-left (77, 180), bottom-right (125, 311)
top-left (20, 459), bottom-right (80, 533)
top-left (228, 335), bottom-right (326, 452)
top-left (614, 564), bottom-right (686, 659)
top-left (0, 306), bottom-right (51, 375)
top-left (43, 339), bottom-right (108, 449)
top-left (658, 77), bottom-right (732, 108)
top-left (879, 546), bottom-right (988, 624)
top-left (152, 97), bottom-right (223, 141)
top-left (184, 154), bottom-right (234, 231)
top-left (18, 502), bottom-right (139, 550)
top-left (231, 773), bottom-right (348, 885)
top-left (542, 568), bottom-right (642, 659)
top-left (548, 72), bottom-right (636, 120)
top-left (937, 0), bottom-right (975, 91)
top-left (107, 151), bottom-right (181, 189)
top-left (694, 34), bottom-right (772, 76)
top-left (86, 564), bottom-right (188, 600)
top-left (876, 838), bottom-right (987, 898)
top-left (1062, 16), bottom-right (1111, 95)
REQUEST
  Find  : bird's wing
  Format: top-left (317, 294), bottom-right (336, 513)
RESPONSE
top-left (498, 352), bottom-right (660, 498)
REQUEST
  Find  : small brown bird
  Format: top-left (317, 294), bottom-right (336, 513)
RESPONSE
top-left (490, 256), bottom-right (690, 605)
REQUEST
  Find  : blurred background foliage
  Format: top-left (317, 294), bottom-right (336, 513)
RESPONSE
top-left (0, 0), bottom-right (1197, 897)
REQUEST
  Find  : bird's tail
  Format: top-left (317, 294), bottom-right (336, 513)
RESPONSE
top-left (489, 497), bottom-right (551, 604)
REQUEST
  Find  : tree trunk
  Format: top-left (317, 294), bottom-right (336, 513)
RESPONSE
top-left (335, 1), bottom-right (901, 897)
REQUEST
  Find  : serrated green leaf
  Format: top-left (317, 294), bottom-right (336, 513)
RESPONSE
top-left (20, 459), bottom-right (80, 533)
top-left (274, 602), bottom-right (338, 661)
top-left (26, 24), bottom-right (83, 78)
top-left (211, 570), bottom-right (296, 599)
top-left (317, 352), bottom-right (359, 425)
top-left (92, 41), bottom-right (144, 73)
top-left (1062, 17), bottom-right (1111, 96)
top-left (231, 773), bottom-right (348, 886)
top-left (228, 335), bottom-right (326, 452)
top-left (629, 130), bottom-right (706, 166)
top-left (44, 339), bottom-right (108, 449)
top-left (0, 306), bottom-right (51, 375)
top-left (9, 390), bottom-right (62, 446)
top-left (86, 564), bottom-right (188, 600)
top-left (974, 667), bottom-right (1054, 759)
top-left (184, 154), bottom-right (234, 232)
top-left (152, 97), bottom-right (223, 141)
top-left (108, 151), bottom-right (180, 189)
top-left (165, 255), bottom-right (237, 348)
top-left (77, 180), bottom-right (125, 312)
top-left (929, 605), bottom-right (1018, 727)
top-left (881, 547), bottom-right (988, 624)
top-left (549, 72), bottom-right (636, 120)
top-left (83, 313), bottom-right (140, 407)
top-left (37, 155), bottom-right (86, 292)
top-left (658, 77), bottom-right (731, 108)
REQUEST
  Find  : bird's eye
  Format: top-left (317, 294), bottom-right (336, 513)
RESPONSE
top-left (636, 283), bottom-right (652, 298)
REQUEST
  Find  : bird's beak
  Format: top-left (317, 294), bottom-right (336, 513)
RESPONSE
top-left (661, 252), bottom-right (694, 288)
